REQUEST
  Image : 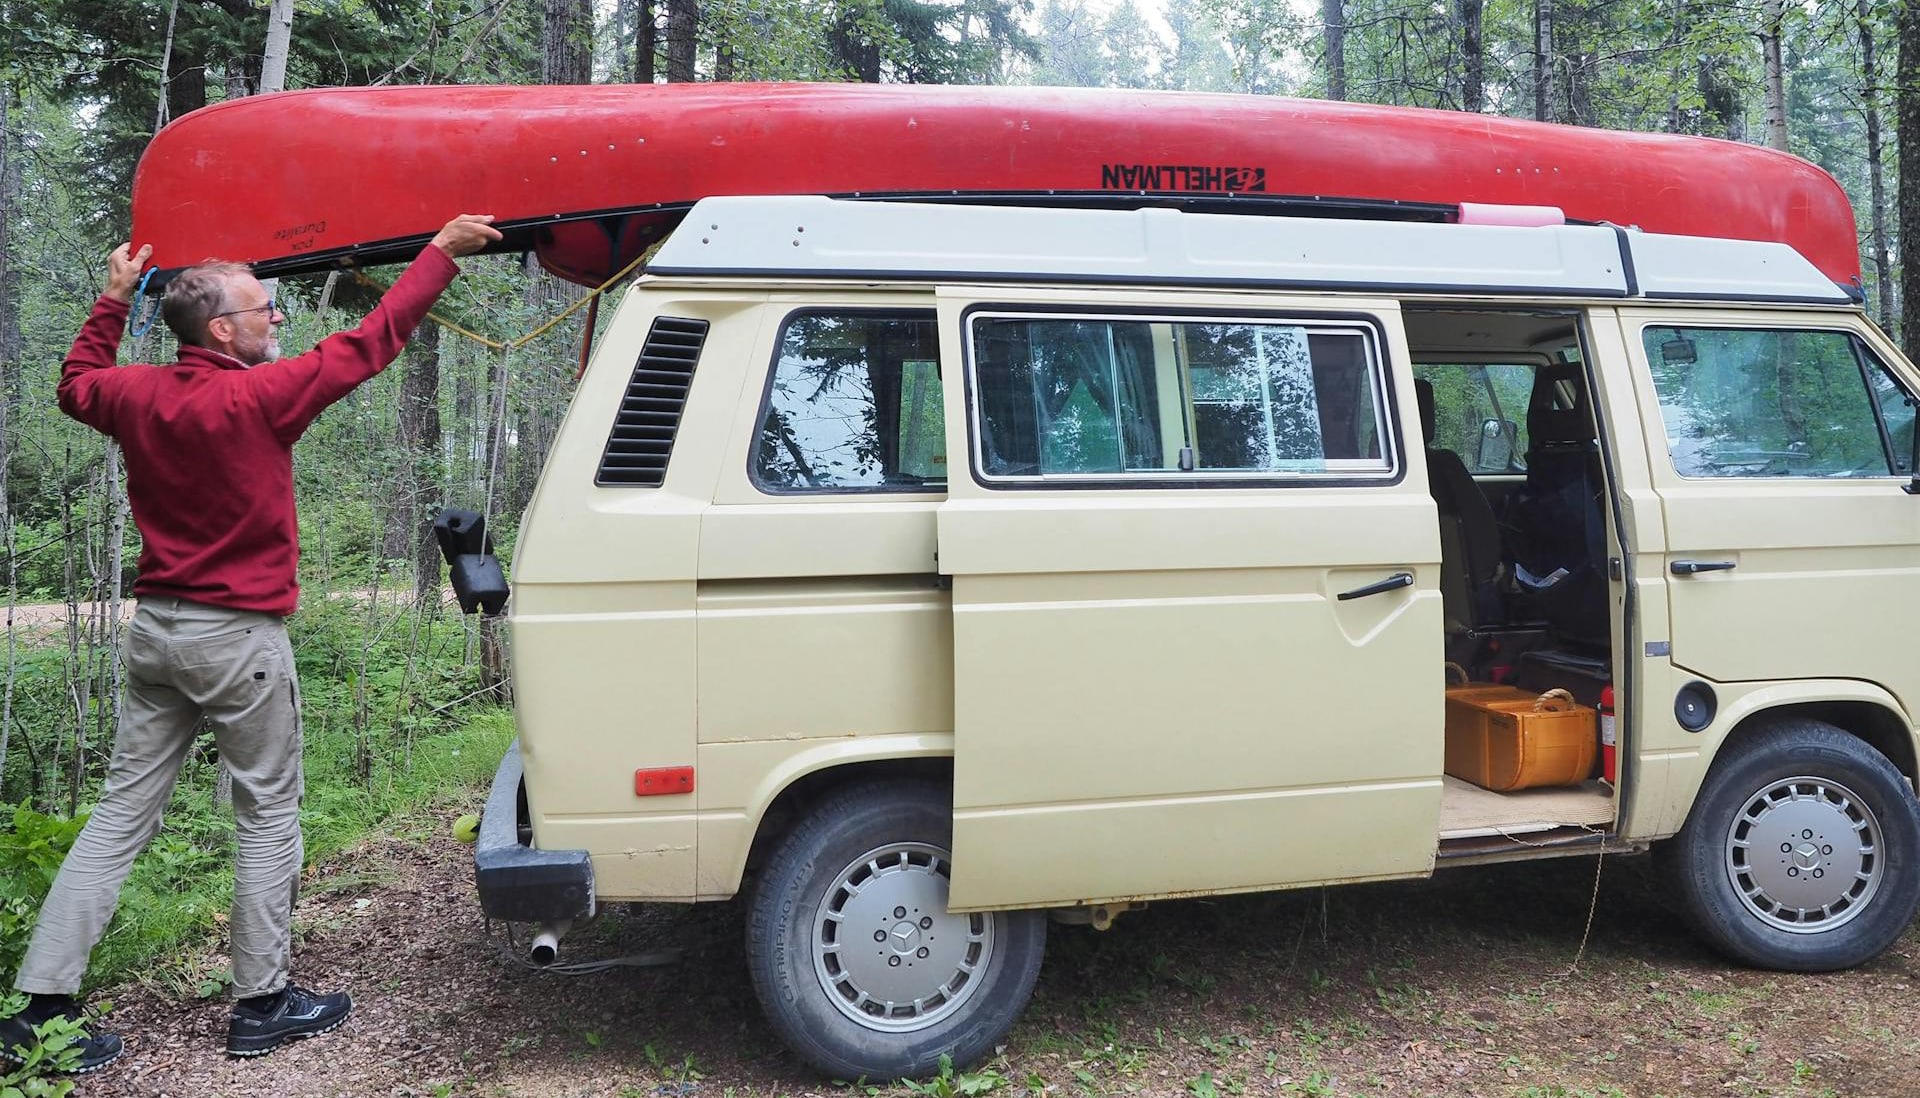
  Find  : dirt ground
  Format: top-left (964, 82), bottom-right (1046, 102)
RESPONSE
top-left (72, 821), bottom-right (1920, 1098)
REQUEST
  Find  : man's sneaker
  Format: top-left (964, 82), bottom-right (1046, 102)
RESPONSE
top-left (0, 995), bottom-right (123, 1073)
top-left (226, 984), bottom-right (352, 1057)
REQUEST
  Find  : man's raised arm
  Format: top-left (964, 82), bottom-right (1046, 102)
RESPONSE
top-left (57, 242), bottom-right (153, 433)
top-left (249, 214), bottom-right (502, 443)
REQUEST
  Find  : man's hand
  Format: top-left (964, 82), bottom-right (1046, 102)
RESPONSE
top-left (431, 214), bottom-right (503, 259)
top-left (104, 243), bottom-right (153, 304)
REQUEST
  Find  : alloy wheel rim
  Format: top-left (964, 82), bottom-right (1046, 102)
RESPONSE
top-left (811, 841), bottom-right (993, 1032)
top-left (1724, 775), bottom-right (1883, 934)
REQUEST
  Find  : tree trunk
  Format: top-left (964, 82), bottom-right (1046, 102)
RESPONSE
top-left (0, 89), bottom-right (14, 794)
top-left (1861, 0), bottom-right (1893, 329)
top-left (0, 90), bottom-right (19, 392)
top-left (155, 0), bottom-right (181, 131)
top-left (1897, 0), bottom-right (1920, 355)
top-left (1455, 0), bottom-right (1484, 112)
top-left (398, 323), bottom-right (445, 605)
top-left (169, 42), bottom-right (207, 121)
top-left (1760, 0), bottom-right (1788, 151)
top-left (667, 0), bottom-right (698, 81)
top-left (259, 0), bottom-right (295, 94)
top-left (615, 0), bottom-right (634, 79)
top-left (99, 445), bottom-right (128, 782)
top-left (454, 358), bottom-right (480, 504)
top-left (1666, 0), bottom-right (1685, 131)
top-left (637, 0), bottom-right (657, 82)
top-left (225, 61), bottom-right (251, 100)
top-left (1533, 0), bottom-right (1553, 122)
top-left (1322, 0), bottom-right (1345, 101)
top-left (544, 0), bottom-right (594, 85)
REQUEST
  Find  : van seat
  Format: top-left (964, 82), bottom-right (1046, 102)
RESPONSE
top-left (1415, 379), bottom-right (1505, 646)
top-left (1505, 363), bottom-right (1608, 648)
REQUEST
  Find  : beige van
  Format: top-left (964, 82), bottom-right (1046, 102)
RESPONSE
top-left (452, 195), bottom-right (1920, 1079)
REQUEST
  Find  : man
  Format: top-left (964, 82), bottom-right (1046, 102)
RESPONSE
top-left (0, 213), bottom-right (503, 1071)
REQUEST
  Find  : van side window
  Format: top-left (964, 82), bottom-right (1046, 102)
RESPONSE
top-left (1642, 326), bottom-right (1901, 478)
top-left (753, 311), bottom-right (944, 492)
top-left (1410, 363), bottom-right (1533, 473)
top-left (970, 314), bottom-right (1391, 480)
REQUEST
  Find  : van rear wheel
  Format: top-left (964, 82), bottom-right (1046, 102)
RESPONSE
top-left (746, 780), bottom-right (1046, 1079)
top-left (1668, 719), bottom-right (1920, 971)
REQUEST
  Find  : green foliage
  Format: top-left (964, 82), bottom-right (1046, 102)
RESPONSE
top-left (0, 806), bottom-right (84, 979)
top-left (0, 990), bottom-right (89, 1097)
top-left (821, 0), bottom-right (1037, 83)
top-left (902, 1054), bottom-right (1010, 1096)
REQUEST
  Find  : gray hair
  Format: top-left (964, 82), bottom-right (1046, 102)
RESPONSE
top-left (161, 261), bottom-right (252, 347)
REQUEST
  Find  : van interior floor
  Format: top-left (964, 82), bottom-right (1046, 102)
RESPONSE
top-left (1437, 776), bottom-right (1615, 840)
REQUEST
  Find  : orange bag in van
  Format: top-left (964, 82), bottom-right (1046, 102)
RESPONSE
top-left (1443, 685), bottom-right (1598, 792)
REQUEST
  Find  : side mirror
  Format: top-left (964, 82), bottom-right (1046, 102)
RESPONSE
top-left (1475, 416), bottom-right (1517, 471)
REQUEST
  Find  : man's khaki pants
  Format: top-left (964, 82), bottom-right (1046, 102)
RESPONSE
top-left (15, 598), bottom-right (304, 1000)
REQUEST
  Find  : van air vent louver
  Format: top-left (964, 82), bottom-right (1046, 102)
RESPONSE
top-left (595, 316), bottom-right (709, 487)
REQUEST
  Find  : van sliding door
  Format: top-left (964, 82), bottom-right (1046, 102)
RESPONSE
top-left (936, 291), bottom-right (1445, 911)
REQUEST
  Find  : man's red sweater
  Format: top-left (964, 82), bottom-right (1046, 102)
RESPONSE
top-left (58, 246), bottom-right (459, 617)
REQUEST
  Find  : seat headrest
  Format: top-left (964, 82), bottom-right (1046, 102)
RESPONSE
top-left (1527, 362), bottom-right (1590, 445)
top-left (1413, 377), bottom-right (1436, 445)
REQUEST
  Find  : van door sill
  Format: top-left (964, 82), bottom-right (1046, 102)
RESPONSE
top-left (1434, 826), bottom-right (1644, 867)
top-left (1437, 775), bottom-right (1615, 840)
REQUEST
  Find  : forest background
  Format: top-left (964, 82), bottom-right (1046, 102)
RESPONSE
top-left (0, 0), bottom-right (1911, 1015)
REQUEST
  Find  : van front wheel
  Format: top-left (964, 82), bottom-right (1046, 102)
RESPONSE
top-left (746, 780), bottom-right (1046, 1079)
top-left (1669, 719), bottom-right (1920, 971)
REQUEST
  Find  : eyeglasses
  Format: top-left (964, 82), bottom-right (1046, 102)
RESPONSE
top-left (213, 300), bottom-right (280, 321)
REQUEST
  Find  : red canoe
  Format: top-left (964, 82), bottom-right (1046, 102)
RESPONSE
top-left (129, 82), bottom-right (1862, 290)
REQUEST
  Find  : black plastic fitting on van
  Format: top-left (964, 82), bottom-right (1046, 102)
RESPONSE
top-left (474, 740), bottom-right (595, 923)
top-left (1675, 681), bottom-right (1717, 732)
top-left (433, 508), bottom-right (511, 615)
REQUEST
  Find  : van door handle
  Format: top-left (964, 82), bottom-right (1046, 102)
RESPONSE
top-left (1670, 559), bottom-right (1737, 576)
top-left (1337, 571), bottom-right (1415, 600)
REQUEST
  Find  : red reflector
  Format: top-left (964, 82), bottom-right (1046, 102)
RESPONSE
top-left (634, 766), bottom-right (695, 797)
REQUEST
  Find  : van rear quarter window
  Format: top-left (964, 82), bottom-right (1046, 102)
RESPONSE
top-left (969, 313), bottom-right (1391, 480)
top-left (752, 310), bottom-right (945, 492)
top-left (1642, 326), bottom-right (1911, 478)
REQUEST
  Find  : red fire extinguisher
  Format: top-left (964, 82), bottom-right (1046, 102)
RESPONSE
top-left (1599, 683), bottom-right (1617, 784)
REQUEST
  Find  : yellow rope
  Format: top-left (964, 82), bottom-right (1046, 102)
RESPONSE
top-left (349, 244), bottom-right (654, 351)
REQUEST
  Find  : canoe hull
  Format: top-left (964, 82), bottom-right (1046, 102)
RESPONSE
top-left (129, 82), bottom-right (1862, 289)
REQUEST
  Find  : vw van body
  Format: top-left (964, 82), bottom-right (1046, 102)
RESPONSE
top-left (465, 195), bottom-right (1920, 1079)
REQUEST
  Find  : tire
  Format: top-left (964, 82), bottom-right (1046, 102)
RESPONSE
top-left (745, 780), bottom-right (1046, 1080)
top-left (1667, 719), bottom-right (1920, 971)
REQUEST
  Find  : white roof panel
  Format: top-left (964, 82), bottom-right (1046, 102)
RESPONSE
top-left (1625, 232), bottom-right (1851, 303)
top-left (649, 195), bottom-right (1850, 304)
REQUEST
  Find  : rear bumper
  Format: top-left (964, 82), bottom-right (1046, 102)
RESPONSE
top-left (474, 740), bottom-right (595, 922)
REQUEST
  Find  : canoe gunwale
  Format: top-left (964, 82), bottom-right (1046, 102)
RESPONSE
top-left (182, 191), bottom-right (1483, 288)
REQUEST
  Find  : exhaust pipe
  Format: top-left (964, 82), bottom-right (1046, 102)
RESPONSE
top-left (529, 919), bottom-right (573, 965)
